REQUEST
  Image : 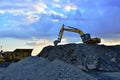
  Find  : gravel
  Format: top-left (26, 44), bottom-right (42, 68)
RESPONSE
top-left (37, 60), bottom-right (96, 80)
top-left (0, 43), bottom-right (120, 80)
top-left (38, 43), bottom-right (120, 72)
top-left (0, 57), bottom-right (49, 80)
top-left (0, 56), bottom-right (96, 80)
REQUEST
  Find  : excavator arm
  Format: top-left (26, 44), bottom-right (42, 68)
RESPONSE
top-left (54, 24), bottom-right (101, 46)
top-left (57, 24), bottom-right (84, 42)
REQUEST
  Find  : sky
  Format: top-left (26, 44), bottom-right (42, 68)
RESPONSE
top-left (0, 0), bottom-right (120, 55)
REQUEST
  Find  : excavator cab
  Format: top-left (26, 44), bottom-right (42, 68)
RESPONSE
top-left (81, 34), bottom-right (100, 43)
top-left (81, 34), bottom-right (91, 40)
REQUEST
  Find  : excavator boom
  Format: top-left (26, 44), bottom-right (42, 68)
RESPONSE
top-left (54, 24), bottom-right (101, 46)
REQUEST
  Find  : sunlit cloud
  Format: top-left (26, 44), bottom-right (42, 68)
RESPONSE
top-left (59, 38), bottom-right (68, 45)
top-left (26, 39), bottom-right (53, 46)
top-left (26, 38), bottom-right (68, 46)
top-left (31, 2), bottom-right (47, 14)
top-left (0, 9), bottom-right (5, 14)
top-left (64, 3), bottom-right (78, 12)
top-left (101, 39), bottom-right (120, 45)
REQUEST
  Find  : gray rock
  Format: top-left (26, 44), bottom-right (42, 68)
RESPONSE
top-left (87, 64), bottom-right (96, 70)
top-left (38, 43), bottom-right (120, 72)
top-left (0, 58), bottom-right (97, 80)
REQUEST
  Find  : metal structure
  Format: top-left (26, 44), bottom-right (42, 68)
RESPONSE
top-left (54, 24), bottom-right (101, 46)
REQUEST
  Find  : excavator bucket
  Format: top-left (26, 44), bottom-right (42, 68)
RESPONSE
top-left (54, 40), bottom-right (60, 46)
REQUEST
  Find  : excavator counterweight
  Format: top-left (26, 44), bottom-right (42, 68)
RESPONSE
top-left (54, 24), bottom-right (101, 46)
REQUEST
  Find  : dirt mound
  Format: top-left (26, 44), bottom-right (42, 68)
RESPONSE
top-left (38, 43), bottom-right (120, 72)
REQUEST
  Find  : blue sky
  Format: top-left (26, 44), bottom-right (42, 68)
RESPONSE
top-left (0, 0), bottom-right (120, 55)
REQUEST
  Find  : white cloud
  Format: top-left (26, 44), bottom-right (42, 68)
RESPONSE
top-left (0, 10), bottom-right (5, 14)
top-left (26, 38), bottom-right (68, 46)
top-left (25, 12), bottom-right (40, 23)
top-left (31, 2), bottom-right (47, 14)
top-left (0, 1), bottom-right (49, 24)
top-left (26, 15), bottom-right (40, 23)
top-left (52, 0), bottom-right (61, 8)
top-left (51, 19), bottom-right (59, 22)
top-left (54, 4), bottom-right (61, 8)
top-left (26, 39), bottom-right (53, 46)
top-left (60, 38), bottom-right (68, 44)
top-left (26, 38), bottom-right (68, 56)
top-left (64, 3), bottom-right (78, 11)
top-left (101, 39), bottom-right (120, 45)
top-left (53, 0), bottom-right (60, 3)
top-left (6, 9), bottom-right (25, 15)
top-left (43, 10), bottom-right (67, 23)
top-left (49, 10), bottom-right (63, 16)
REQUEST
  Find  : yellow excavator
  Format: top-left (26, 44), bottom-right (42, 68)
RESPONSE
top-left (54, 24), bottom-right (101, 46)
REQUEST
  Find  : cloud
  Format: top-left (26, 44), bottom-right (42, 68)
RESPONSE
top-left (26, 38), bottom-right (68, 46)
top-left (64, 3), bottom-right (78, 12)
top-left (0, 9), bottom-right (5, 14)
top-left (59, 38), bottom-right (68, 44)
top-left (53, 0), bottom-right (60, 3)
top-left (0, 0), bottom-right (120, 43)
top-left (31, 2), bottom-right (48, 14)
top-left (26, 39), bottom-right (53, 46)
top-left (101, 38), bottom-right (120, 45)
top-left (0, 0), bottom-right (49, 24)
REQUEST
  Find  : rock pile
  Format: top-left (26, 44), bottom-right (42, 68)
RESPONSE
top-left (0, 56), bottom-right (96, 80)
top-left (38, 43), bottom-right (120, 72)
top-left (0, 43), bottom-right (120, 80)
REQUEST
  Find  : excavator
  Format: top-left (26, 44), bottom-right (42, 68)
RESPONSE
top-left (54, 24), bottom-right (101, 46)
